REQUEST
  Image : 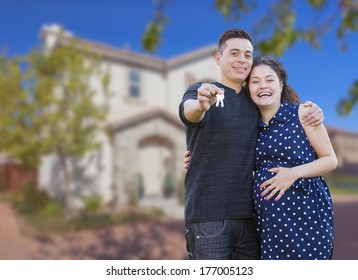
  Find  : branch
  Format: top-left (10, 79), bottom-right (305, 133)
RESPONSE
top-left (142, 0), bottom-right (170, 53)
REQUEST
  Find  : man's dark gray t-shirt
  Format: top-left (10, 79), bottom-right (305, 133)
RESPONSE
top-left (179, 82), bottom-right (259, 223)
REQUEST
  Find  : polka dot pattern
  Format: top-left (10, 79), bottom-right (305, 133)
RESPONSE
top-left (253, 102), bottom-right (334, 260)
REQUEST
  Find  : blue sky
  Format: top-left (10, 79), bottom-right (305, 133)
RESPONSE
top-left (1, 0), bottom-right (357, 132)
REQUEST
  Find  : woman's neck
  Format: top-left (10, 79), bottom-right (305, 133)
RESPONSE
top-left (259, 103), bottom-right (281, 125)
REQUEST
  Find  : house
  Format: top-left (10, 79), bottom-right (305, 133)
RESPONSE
top-left (327, 127), bottom-right (358, 176)
top-left (38, 24), bottom-right (219, 212)
top-left (37, 24), bottom-right (358, 214)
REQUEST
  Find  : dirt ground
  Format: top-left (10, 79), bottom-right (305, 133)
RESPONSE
top-left (0, 194), bottom-right (357, 260)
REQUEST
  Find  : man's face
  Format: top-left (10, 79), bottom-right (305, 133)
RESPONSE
top-left (216, 38), bottom-right (253, 87)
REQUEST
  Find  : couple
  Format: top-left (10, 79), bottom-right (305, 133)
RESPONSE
top-left (179, 28), bottom-right (337, 260)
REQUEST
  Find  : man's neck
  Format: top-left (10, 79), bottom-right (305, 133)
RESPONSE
top-left (219, 80), bottom-right (243, 94)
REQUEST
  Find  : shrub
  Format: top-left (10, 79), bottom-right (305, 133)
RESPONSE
top-left (84, 194), bottom-right (102, 214)
top-left (38, 201), bottom-right (62, 218)
top-left (163, 172), bottom-right (175, 198)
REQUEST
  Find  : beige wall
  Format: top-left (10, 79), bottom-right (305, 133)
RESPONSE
top-left (167, 56), bottom-right (220, 114)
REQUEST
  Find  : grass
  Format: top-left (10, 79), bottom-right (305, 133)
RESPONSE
top-left (20, 206), bottom-right (165, 234)
top-left (326, 174), bottom-right (358, 195)
top-left (1, 185), bottom-right (165, 234)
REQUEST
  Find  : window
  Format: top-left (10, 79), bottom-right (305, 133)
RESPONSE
top-left (129, 69), bottom-right (141, 98)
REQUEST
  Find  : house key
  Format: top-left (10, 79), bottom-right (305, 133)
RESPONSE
top-left (215, 88), bottom-right (225, 107)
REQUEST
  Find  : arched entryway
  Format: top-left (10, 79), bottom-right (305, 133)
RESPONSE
top-left (138, 135), bottom-right (175, 197)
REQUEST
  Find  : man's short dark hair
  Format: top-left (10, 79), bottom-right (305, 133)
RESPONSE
top-left (218, 28), bottom-right (253, 53)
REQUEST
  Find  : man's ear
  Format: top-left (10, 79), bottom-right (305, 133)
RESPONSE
top-left (215, 51), bottom-right (221, 65)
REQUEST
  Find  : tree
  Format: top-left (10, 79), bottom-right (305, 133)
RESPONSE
top-left (0, 55), bottom-right (43, 168)
top-left (0, 38), bottom-right (110, 219)
top-left (29, 43), bottom-right (110, 218)
top-left (143, 0), bottom-right (358, 115)
top-left (337, 80), bottom-right (358, 116)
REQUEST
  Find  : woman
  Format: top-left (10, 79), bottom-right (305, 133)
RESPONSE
top-left (247, 56), bottom-right (337, 260)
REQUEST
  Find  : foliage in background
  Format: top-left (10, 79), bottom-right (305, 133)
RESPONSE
top-left (27, 41), bottom-right (110, 218)
top-left (163, 171), bottom-right (175, 198)
top-left (83, 194), bottom-right (102, 214)
top-left (0, 175), bottom-right (4, 193)
top-left (11, 181), bottom-right (62, 216)
top-left (142, 0), bottom-right (171, 53)
top-left (331, 173), bottom-right (358, 188)
top-left (143, 0), bottom-right (358, 115)
top-left (0, 31), bottom-right (111, 218)
top-left (138, 173), bottom-right (145, 198)
top-left (0, 55), bottom-right (41, 168)
top-left (6, 178), bottom-right (164, 233)
top-left (337, 80), bottom-right (358, 116)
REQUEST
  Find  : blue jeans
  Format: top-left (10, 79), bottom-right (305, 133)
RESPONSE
top-left (184, 219), bottom-right (260, 260)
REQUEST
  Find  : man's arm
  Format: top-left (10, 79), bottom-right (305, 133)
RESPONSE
top-left (183, 99), bottom-right (207, 123)
top-left (183, 83), bottom-right (223, 123)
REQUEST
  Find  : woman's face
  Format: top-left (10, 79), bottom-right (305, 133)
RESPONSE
top-left (248, 64), bottom-right (282, 109)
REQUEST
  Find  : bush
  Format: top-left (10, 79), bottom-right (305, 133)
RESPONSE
top-left (38, 201), bottom-right (62, 218)
top-left (12, 181), bottom-right (53, 214)
top-left (138, 173), bottom-right (145, 198)
top-left (163, 172), bottom-right (175, 198)
top-left (0, 174), bottom-right (5, 193)
top-left (84, 194), bottom-right (102, 214)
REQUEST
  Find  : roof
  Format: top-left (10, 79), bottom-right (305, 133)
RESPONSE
top-left (40, 24), bottom-right (217, 73)
top-left (326, 126), bottom-right (358, 138)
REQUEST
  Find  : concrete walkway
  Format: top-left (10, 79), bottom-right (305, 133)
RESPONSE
top-left (0, 202), bottom-right (37, 259)
top-left (139, 196), bottom-right (184, 219)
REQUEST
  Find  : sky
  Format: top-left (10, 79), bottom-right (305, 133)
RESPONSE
top-left (1, 0), bottom-right (357, 132)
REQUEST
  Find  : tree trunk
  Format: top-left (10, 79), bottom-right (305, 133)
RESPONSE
top-left (110, 136), bottom-right (119, 212)
top-left (58, 148), bottom-right (73, 220)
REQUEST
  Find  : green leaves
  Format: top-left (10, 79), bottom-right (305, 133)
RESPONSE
top-left (143, 0), bottom-right (357, 58)
top-left (32, 46), bottom-right (106, 156)
top-left (215, 0), bottom-right (255, 20)
top-left (253, 1), bottom-right (300, 56)
top-left (142, 22), bottom-right (166, 53)
top-left (142, 0), bottom-right (170, 53)
top-left (337, 6), bottom-right (358, 50)
top-left (0, 40), bottom-right (110, 168)
top-left (0, 55), bottom-right (39, 168)
top-left (141, 0), bottom-right (357, 114)
top-left (337, 80), bottom-right (358, 116)
top-left (306, 0), bottom-right (327, 9)
top-left (1, 39), bottom-right (111, 215)
top-left (253, 0), bottom-right (325, 56)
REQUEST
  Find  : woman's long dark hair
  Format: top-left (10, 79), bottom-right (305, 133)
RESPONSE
top-left (246, 56), bottom-right (301, 104)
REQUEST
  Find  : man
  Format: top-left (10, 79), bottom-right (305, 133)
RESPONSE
top-left (179, 28), bottom-right (323, 260)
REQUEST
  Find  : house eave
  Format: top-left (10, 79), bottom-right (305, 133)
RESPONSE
top-left (108, 108), bottom-right (185, 133)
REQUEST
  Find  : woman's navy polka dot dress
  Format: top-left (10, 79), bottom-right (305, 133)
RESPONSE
top-left (253, 102), bottom-right (334, 260)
